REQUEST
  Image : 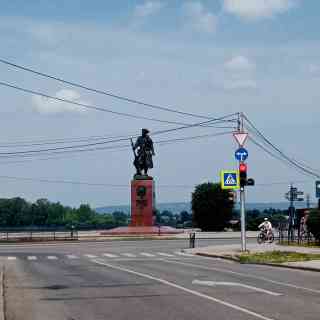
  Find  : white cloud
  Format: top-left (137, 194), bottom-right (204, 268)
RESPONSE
top-left (32, 89), bottom-right (89, 114)
top-left (223, 0), bottom-right (297, 20)
top-left (182, 2), bottom-right (217, 33)
top-left (133, 1), bottom-right (165, 17)
top-left (224, 55), bottom-right (256, 72)
top-left (223, 78), bottom-right (257, 90)
top-left (307, 63), bottom-right (320, 75)
top-left (218, 55), bottom-right (257, 90)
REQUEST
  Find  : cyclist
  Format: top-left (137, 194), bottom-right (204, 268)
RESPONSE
top-left (258, 218), bottom-right (273, 238)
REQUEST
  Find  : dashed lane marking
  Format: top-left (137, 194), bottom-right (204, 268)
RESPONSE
top-left (162, 259), bottom-right (320, 295)
top-left (47, 256), bottom-right (58, 260)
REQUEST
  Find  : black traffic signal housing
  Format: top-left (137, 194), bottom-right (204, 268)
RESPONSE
top-left (239, 163), bottom-right (247, 188)
top-left (316, 181), bottom-right (320, 198)
top-left (246, 178), bottom-right (255, 186)
top-left (228, 190), bottom-right (236, 203)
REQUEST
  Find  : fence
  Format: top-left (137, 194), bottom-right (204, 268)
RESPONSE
top-left (0, 228), bottom-right (78, 242)
top-left (278, 223), bottom-right (316, 245)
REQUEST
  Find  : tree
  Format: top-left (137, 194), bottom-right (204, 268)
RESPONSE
top-left (112, 211), bottom-right (128, 226)
top-left (46, 202), bottom-right (66, 226)
top-left (307, 210), bottom-right (320, 242)
top-left (192, 182), bottom-right (234, 231)
top-left (179, 211), bottom-right (192, 224)
top-left (76, 204), bottom-right (95, 224)
top-left (32, 199), bottom-right (51, 226)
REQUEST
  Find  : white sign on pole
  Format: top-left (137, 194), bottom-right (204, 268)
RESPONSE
top-left (233, 132), bottom-right (248, 147)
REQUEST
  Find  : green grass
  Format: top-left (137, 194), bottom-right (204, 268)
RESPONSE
top-left (239, 251), bottom-right (320, 264)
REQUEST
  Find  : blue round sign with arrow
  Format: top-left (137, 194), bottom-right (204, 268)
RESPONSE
top-left (235, 148), bottom-right (248, 162)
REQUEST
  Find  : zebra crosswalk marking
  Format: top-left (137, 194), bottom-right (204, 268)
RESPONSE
top-left (102, 253), bottom-right (119, 258)
top-left (47, 256), bottom-right (58, 260)
top-left (121, 253), bottom-right (136, 258)
top-left (84, 254), bottom-right (98, 258)
top-left (140, 253), bottom-right (155, 257)
top-left (157, 252), bottom-right (175, 257)
top-left (7, 257), bottom-right (16, 260)
top-left (66, 255), bottom-right (79, 259)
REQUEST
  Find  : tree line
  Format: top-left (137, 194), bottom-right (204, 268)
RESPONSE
top-left (0, 197), bottom-right (128, 229)
top-left (0, 197), bottom-right (192, 230)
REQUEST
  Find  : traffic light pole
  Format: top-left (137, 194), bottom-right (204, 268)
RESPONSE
top-left (240, 186), bottom-right (246, 252)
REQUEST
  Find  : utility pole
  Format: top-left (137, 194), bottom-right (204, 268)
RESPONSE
top-left (233, 112), bottom-right (253, 252)
top-left (306, 194), bottom-right (310, 209)
top-left (240, 185), bottom-right (246, 251)
top-left (285, 184), bottom-right (304, 241)
top-left (239, 113), bottom-right (246, 252)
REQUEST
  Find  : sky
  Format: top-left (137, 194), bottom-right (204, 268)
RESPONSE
top-left (0, 0), bottom-right (319, 208)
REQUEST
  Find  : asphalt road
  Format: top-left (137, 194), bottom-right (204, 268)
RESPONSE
top-left (1, 239), bottom-right (320, 320)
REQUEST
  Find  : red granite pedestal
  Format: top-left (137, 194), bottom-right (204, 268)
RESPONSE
top-left (130, 178), bottom-right (154, 227)
top-left (101, 176), bottom-right (182, 235)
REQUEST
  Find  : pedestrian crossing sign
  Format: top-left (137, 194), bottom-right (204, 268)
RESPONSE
top-left (220, 170), bottom-right (239, 190)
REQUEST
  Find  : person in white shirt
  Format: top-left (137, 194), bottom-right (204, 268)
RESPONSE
top-left (258, 218), bottom-right (273, 237)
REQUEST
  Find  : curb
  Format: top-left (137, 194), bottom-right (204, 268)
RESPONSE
top-left (195, 252), bottom-right (240, 262)
top-left (195, 253), bottom-right (320, 273)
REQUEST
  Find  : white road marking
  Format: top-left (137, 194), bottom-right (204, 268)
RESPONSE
top-left (121, 253), bottom-right (136, 258)
top-left (162, 259), bottom-right (320, 295)
top-left (66, 255), bottom-right (79, 259)
top-left (192, 280), bottom-right (282, 296)
top-left (27, 256), bottom-right (37, 260)
top-left (140, 253), bottom-right (155, 257)
top-left (174, 251), bottom-right (194, 257)
top-left (47, 256), bottom-right (58, 260)
top-left (84, 254), bottom-right (98, 258)
top-left (7, 257), bottom-right (16, 260)
top-left (157, 252), bottom-right (175, 257)
top-left (92, 259), bottom-right (276, 320)
top-left (102, 253), bottom-right (119, 258)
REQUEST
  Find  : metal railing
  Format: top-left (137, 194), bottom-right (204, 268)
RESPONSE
top-left (0, 228), bottom-right (78, 242)
top-left (278, 224), bottom-right (316, 245)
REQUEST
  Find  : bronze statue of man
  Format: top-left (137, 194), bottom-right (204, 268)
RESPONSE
top-left (132, 129), bottom-right (155, 176)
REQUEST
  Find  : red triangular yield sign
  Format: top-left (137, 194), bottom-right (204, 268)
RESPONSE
top-left (233, 132), bottom-right (248, 146)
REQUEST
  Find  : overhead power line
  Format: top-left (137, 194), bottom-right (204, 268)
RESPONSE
top-left (0, 58), bottom-right (216, 120)
top-left (244, 115), bottom-right (320, 179)
top-left (0, 131), bottom-right (233, 160)
top-left (0, 81), bottom-right (192, 126)
top-left (0, 81), bottom-right (238, 129)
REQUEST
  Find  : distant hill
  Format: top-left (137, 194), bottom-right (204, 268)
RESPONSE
top-left (95, 202), bottom-right (190, 215)
top-left (95, 201), bottom-right (314, 215)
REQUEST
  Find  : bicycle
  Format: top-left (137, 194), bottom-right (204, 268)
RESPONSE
top-left (257, 229), bottom-right (274, 244)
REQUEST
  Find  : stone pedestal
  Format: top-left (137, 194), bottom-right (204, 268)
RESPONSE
top-left (130, 176), bottom-right (155, 227)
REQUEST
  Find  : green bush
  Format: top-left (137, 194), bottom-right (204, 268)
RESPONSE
top-left (307, 210), bottom-right (320, 241)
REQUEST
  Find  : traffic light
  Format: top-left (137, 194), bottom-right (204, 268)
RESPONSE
top-left (228, 191), bottom-right (237, 203)
top-left (239, 163), bottom-right (247, 188)
top-left (316, 181), bottom-right (320, 198)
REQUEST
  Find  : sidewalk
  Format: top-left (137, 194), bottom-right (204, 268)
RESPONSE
top-left (185, 243), bottom-right (320, 272)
